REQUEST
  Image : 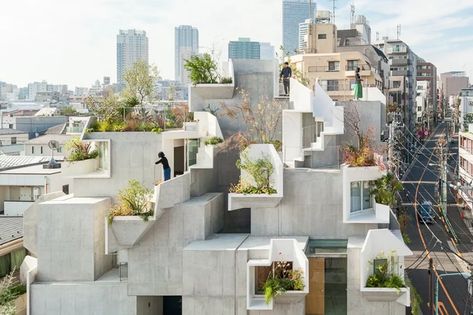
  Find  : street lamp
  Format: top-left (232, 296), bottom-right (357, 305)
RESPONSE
top-left (435, 272), bottom-right (471, 315)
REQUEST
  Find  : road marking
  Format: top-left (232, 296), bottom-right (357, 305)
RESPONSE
top-left (438, 301), bottom-right (448, 315)
top-left (411, 125), bottom-right (460, 315)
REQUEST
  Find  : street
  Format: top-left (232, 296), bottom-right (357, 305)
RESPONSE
top-left (403, 123), bottom-right (473, 315)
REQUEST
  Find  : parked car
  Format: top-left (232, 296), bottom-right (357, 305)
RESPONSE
top-left (418, 201), bottom-right (435, 224)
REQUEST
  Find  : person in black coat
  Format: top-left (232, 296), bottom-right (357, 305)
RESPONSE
top-left (155, 152), bottom-right (171, 181)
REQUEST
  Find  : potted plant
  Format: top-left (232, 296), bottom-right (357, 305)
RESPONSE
top-left (262, 261), bottom-right (304, 304)
top-left (365, 254), bottom-right (405, 290)
top-left (106, 180), bottom-right (155, 249)
top-left (230, 152), bottom-right (277, 195)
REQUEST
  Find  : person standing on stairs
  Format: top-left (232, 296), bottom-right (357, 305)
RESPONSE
top-left (280, 62), bottom-right (292, 96)
top-left (155, 152), bottom-right (171, 181)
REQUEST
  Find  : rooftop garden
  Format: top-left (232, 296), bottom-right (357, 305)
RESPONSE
top-left (86, 60), bottom-right (192, 132)
top-left (184, 53), bottom-right (232, 85)
top-left (230, 151), bottom-right (277, 195)
top-left (366, 252), bottom-right (405, 290)
top-left (108, 179), bottom-right (154, 223)
top-left (261, 261), bottom-right (305, 304)
top-left (65, 137), bottom-right (99, 162)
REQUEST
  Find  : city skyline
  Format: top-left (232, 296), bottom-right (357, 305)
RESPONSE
top-left (1, 0), bottom-right (473, 88)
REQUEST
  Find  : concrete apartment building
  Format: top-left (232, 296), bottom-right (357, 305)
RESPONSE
top-left (175, 25), bottom-right (199, 84)
top-left (459, 88), bottom-right (473, 131)
top-left (291, 22), bottom-right (388, 102)
top-left (20, 59), bottom-right (411, 315)
top-left (228, 38), bottom-right (275, 61)
top-left (416, 81), bottom-right (428, 126)
top-left (376, 39), bottom-right (418, 133)
top-left (459, 128), bottom-right (473, 224)
top-left (117, 29), bottom-right (149, 89)
top-left (416, 59), bottom-right (438, 123)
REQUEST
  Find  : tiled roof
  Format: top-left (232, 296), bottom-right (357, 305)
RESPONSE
top-left (0, 217), bottom-right (23, 246)
top-left (0, 155), bottom-right (50, 170)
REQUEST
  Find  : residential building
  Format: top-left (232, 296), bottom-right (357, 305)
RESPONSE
top-left (228, 38), bottom-right (260, 60)
top-left (459, 129), bottom-right (473, 223)
top-left (175, 25), bottom-right (199, 84)
top-left (441, 71), bottom-right (470, 107)
top-left (0, 82), bottom-right (19, 101)
top-left (282, 0), bottom-right (316, 55)
top-left (291, 23), bottom-right (388, 102)
top-left (459, 88), bottom-right (473, 131)
top-left (117, 29), bottom-right (149, 89)
top-left (156, 80), bottom-right (189, 101)
top-left (1, 115), bottom-right (67, 138)
top-left (0, 129), bottom-right (29, 146)
top-left (416, 59), bottom-right (438, 124)
top-left (27, 81), bottom-right (48, 101)
top-left (338, 15), bottom-right (372, 47)
top-left (376, 39), bottom-right (418, 132)
top-left (416, 81), bottom-right (428, 126)
top-left (22, 60), bottom-right (411, 315)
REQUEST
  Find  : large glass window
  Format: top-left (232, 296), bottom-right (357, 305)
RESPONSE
top-left (327, 80), bottom-right (339, 91)
top-left (346, 60), bottom-right (358, 71)
top-left (350, 181), bottom-right (373, 213)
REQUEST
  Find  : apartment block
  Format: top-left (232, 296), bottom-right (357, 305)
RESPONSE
top-left (117, 30), bottom-right (149, 89)
top-left (175, 25), bottom-right (199, 84)
top-left (416, 59), bottom-right (438, 123)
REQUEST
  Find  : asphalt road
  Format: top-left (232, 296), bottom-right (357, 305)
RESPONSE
top-left (402, 123), bottom-right (473, 315)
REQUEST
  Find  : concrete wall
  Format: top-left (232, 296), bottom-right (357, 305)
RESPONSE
top-left (77, 132), bottom-right (163, 199)
top-left (30, 281), bottom-right (136, 315)
top-left (35, 196), bottom-right (112, 281)
top-left (127, 193), bottom-right (224, 296)
top-left (251, 168), bottom-right (377, 237)
top-left (347, 240), bottom-right (405, 315)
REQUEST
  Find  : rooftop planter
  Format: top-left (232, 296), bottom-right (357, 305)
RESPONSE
top-left (247, 239), bottom-right (308, 310)
top-left (228, 144), bottom-right (283, 211)
top-left (105, 180), bottom-right (155, 251)
top-left (360, 229), bottom-right (413, 306)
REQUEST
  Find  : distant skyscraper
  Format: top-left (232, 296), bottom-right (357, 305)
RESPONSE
top-left (116, 30), bottom-right (149, 89)
top-left (175, 25), bottom-right (199, 84)
top-left (259, 42), bottom-right (276, 60)
top-left (228, 38), bottom-right (260, 60)
top-left (283, 0), bottom-right (316, 55)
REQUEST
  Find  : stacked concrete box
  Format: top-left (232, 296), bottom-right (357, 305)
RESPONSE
top-left (35, 196), bottom-right (112, 281)
top-left (127, 193), bottom-right (224, 296)
top-left (182, 234), bottom-right (249, 315)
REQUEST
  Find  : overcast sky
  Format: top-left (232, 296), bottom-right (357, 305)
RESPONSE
top-left (1, 0), bottom-right (472, 88)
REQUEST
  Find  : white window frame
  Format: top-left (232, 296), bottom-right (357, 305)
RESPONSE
top-left (350, 180), bottom-right (373, 213)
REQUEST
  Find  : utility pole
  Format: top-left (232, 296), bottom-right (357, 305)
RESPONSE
top-left (428, 258), bottom-right (434, 315)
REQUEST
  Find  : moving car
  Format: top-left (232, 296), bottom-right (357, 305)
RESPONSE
top-left (418, 201), bottom-right (435, 224)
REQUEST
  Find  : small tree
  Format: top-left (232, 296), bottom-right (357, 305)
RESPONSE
top-left (123, 60), bottom-right (158, 106)
top-left (222, 90), bottom-right (283, 147)
top-left (184, 53), bottom-right (219, 85)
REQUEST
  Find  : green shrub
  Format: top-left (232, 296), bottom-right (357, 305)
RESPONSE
top-left (0, 271), bottom-right (26, 314)
top-left (204, 137), bottom-right (223, 146)
top-left (108, 180), bottom-right (154, 224)
top-left (371, 173), bottom-right (403, 206)
top-left (184, 53), bottom-right (219, 85)
top-left (232, 151), bottom-right (276, 194)
top-left (65, 137), bottom-right (99, 162)
top-left (365, 258), bottom-right (405, 289)
top-left (220, 77), bottom-right (233, 84)
top-left (262, 262), bottom-right (304, 304)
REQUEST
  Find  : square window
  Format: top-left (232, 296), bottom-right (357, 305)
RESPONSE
top-left (318, 34), bottom-right (327, 39)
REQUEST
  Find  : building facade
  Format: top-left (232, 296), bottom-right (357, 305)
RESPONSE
top-left (228, 38), bottom-right (260, 60)
top-left (376, 39), bottom-right (417, 132)
top-left (117, 30), bottom-right (149, 89)
top-left (175, 25), bottom-right (199, 84)
top-left (282, 0), bottom-right (316, 55)
top-left (416, 60), bottom-right (438, 125)
top-left (441, 71), bottom-right (470, 108)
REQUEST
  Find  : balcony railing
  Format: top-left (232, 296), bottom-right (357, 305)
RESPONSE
top-left (345, 63), bottom-right (372, 71)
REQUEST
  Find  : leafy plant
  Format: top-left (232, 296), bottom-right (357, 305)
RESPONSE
top-left (262, 261), bottom-right (304, 304)
top-left (343, 132), bottom-right (376, 167)
top-left (365, 256), bottom-right (405, 290)
top-left (370, 173), bottom-right (403, 206)
top-left (229, 151), bottom-right (277, 195)
top-left (0, 270), bottom-right (26, 314)
top-left (122, 60), bottom-right (158, 106)
top-left (184, 53), bottom-right (219, 85)
top-left (220, 77), bottom-right (233, 84)
top-left (107, 180), bottom-right (154, 223)
top-left (205, 137), bottom-right (224, 146)
top-left (65, 137), bottom-right (99, 161)
top-left (59, 106), bottom-right (79, 116)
